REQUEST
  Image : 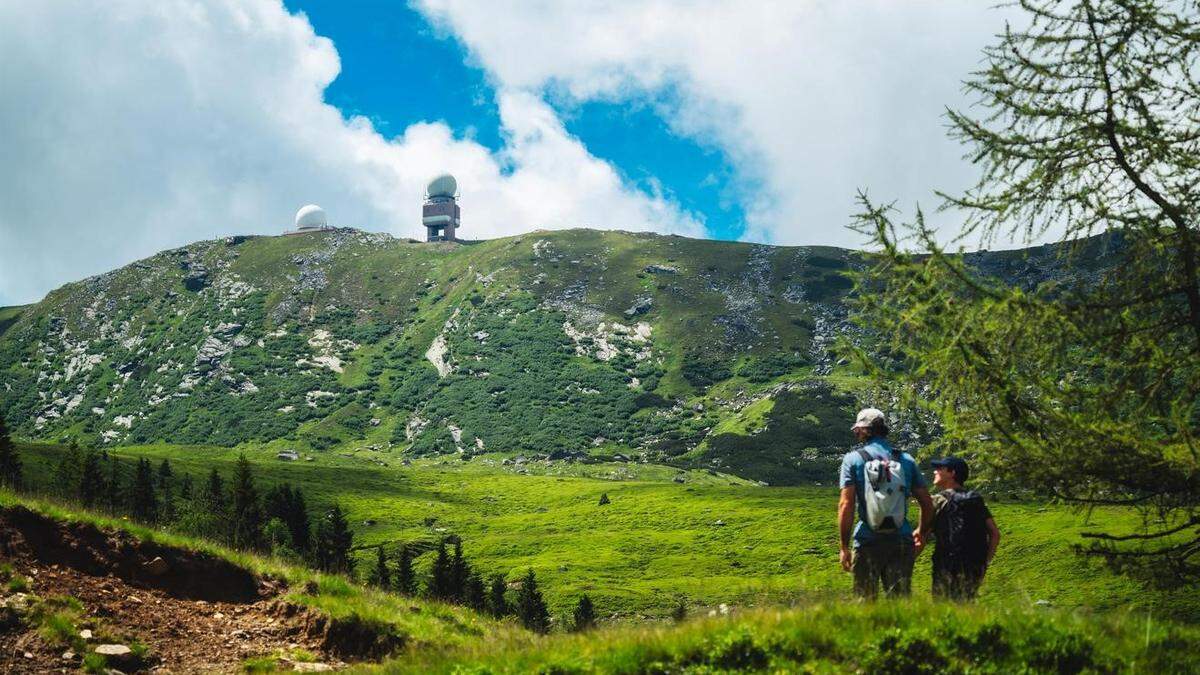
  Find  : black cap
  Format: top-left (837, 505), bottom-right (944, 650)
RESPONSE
top-left (930, 456), bottom-right (970, 484)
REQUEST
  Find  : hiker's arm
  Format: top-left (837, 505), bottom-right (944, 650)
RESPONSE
top-left (912, 487), bottom-right (934, 553)
top-left (838, 486), bottom-right (855, 571)
top-left (985, 517), bottom-right (1000, 567)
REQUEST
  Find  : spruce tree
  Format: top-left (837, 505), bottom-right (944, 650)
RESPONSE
top-left (289, 488), bottom-right (311, 553)
top-left (571, 595), bottom-right (596, 632)
top-left (464, 571), bottom-right (486, 613)
top-left (264, 484), bottom-right (311, 553)
top-left (105, 455), bottom-right (124, 513)
top-left (394, 544), bottom-right (416, 596)
top-left (54, 442), bottom-right (82, 499)
top-left (130, 458), bottom-right (158, 522)
top-left (157, 459), bottom-right (173, 490)
top-left (312, 504), bottom-right (353, 574)
top-left (369, 546), bottom-right (391, 589)
top-left (177, 473), bottom-right (193, 501)
top-left (157, 459), bottom-right (175, 523)
top-left (0, 415), bottom-right (22, 490)
top-left (204, 467), bottom-right (225, 512)
top-left (428, 542), bottom-right (452, 599)
top-left (515, 569), bottom-right (550, 633)
top-left (487, 574), bottom-right (510, 618)
top-left (230, 454), bottom-right (263, 550)
top-left (78, 449), bottom-right (104, 508)
top-left (449, 540), bottom-right (468, 601)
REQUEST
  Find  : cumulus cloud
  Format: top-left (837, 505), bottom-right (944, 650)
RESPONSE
top-left (0, 0), bottom-right (703, 305)
top-left (415, 0), bottom-right (1014, 246)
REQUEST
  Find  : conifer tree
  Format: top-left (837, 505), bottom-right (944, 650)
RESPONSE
top-left (427, 542), bottom-right (452, 599)
top-left (264, 483), bottom-right (311, 553)
top-left (130, 458), bottom-right (158, 522)
top-left (394, 544), bottom-right (416, 596)
top-left (571, 595), bottom-right (596, 632)
top-left (368, 546), bottom-right (391, 589)
top-left (487, 574), bottom-right (510, 618)
top-left (515, 569), bottom-right (549, 633)
top-left (850, 0), bottom-right (1200, 579)
top-left (105, 455), bottom-right (124, 513)
top-left (464, 571), bottom-right (486, 613)
top-left (157, 459), bottom-right (173, 490)
top-left (157, 459), bottom-right (175, 523)
top-left (449, 540), bottom-right (468, 601)
top-left (0, 415), bottom-right (22, 490)
top-left (203, 468), bottom-right (226, 513)
top-left (177, 473), bottom-right (193, 501)
top-left (229, 453), bottom-right (263, 550)
top-left (263, 518), bottom-right (295, 558)
top-left (54, 442), bottom-right (82, 499)
top-left (78, 449), bottom-right (104, 508)
top-left (312, 504), bottom-right (353, 574)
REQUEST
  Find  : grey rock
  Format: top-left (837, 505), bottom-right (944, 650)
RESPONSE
top-left (142, 556), bottom-right (169, 576)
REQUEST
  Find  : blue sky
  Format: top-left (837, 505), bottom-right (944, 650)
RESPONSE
top-left (284, 0), bottom-right (748, 241)
top-left (0, 1), bottom-right (1008, 305)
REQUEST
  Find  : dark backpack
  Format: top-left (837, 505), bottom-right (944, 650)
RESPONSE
top-left (933, 490), bottom-right (989, 572)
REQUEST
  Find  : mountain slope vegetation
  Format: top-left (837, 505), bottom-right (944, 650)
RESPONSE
top-left (0, 228), bottom-right (1118, 484)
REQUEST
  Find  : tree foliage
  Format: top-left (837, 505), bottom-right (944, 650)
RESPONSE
top-left (851, 0), bottom-right (1200, 580)
top-left (0, 414), bottom-right (21, 490)
top-left (515, 569), bottom-right (550, 633)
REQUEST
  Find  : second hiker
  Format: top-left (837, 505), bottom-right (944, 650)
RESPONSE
top-left (929, 456), bottom-right (1001, 600)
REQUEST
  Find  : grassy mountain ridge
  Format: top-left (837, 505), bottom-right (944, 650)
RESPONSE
top-left (0, 227), bottom-right (1112, 484)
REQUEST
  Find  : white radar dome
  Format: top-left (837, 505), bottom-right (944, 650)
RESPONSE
top-left (294, 204), bottom-right (327, 230)
top-left (426, 173), bottom-right (457, 199)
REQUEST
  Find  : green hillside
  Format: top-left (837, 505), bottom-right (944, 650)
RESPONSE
top-left (0, 228), bottom-right (1115, 486)
top-left (2, 486), bottom-right (1198, 674)
top-left (18, 441), bottom-right (1199, 623)
top-left (0, 229), bottom-right (855, 484)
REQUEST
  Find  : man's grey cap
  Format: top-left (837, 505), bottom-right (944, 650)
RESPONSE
top-left (851, 407), bottom-right (887, 431)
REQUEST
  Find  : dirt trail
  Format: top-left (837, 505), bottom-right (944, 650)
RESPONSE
top-left (0, 506), bottom-right (335, 673)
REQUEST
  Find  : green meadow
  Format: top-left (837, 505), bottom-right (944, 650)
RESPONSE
top-left (20, 442), bottom-right (1200, 624)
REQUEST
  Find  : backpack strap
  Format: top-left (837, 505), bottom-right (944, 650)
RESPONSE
top-left (857, 449), bottom-right (873, 463)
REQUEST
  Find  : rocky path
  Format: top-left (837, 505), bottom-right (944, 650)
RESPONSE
top-left (0, 507), bottom-right (338, 673)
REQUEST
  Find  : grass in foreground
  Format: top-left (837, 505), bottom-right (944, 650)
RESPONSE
top-left (366, 600), bottom-right (1200, 674)
top-left (18, 442), bottom-right (1200, 622)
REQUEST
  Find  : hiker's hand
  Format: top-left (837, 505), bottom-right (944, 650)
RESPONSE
top-left (839, 547), bottom-right (852, 572)
top-left (912, 529), bottom-right (926, 553)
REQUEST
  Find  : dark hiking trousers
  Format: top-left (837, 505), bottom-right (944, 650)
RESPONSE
top-left (852, 541), bottom-right (915, 599)
top-left (932, 565), bottom-right (985, 601)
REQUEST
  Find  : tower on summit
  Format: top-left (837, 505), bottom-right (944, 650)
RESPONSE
top-left (422, 173), bottom-right (460, 242)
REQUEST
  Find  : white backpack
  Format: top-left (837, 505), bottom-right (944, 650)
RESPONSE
top-left (858, 449), bottom-right (908, 532)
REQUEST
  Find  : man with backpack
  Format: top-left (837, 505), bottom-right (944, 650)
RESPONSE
top-left (837, 408), bottom-right (934, 599)
top-left (929, 456), bottom-right (1001, 600)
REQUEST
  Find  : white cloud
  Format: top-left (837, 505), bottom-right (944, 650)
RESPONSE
top-left (0, 0), bottom-right (703, 305)
top-left (415, 0), bottom-right (1015, 247)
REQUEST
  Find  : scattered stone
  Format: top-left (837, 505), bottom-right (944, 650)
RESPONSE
top-left (80, 628), bottom-right (94, 640)
top-left (213, 611), bottom-right (226, 619)
top-left (127, 595), bottom-right (142, 603)
top-left (94, 644), bottom-right (132, 657)
top-left (23, 651), bottom-right (32, 659)
top-left (624, 296), bottom-right (653, 317)
top-left (673, 474), bottom-right (686, 484)
top-left (142, 556), bottom-right (169, 576)
top-left (1034, 599), bottom-right (1052, 607)
top-left (714, 519), bottom-right (726, 526)
top-left (61, 650), bottom-right (75, 661)
top-left (293, 663), bottom-right (335, 672)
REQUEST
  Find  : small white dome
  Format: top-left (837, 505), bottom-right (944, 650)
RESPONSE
top-left (294, 204), bottom-right (327, 230)
top-left (426, 174), bottom-right (457, 199)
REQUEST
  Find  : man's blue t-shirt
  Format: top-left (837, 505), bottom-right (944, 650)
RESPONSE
top-left (839, 438), bottom-right (926, 547)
